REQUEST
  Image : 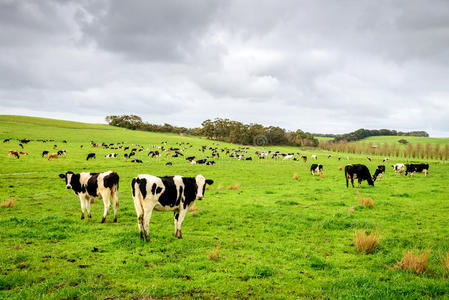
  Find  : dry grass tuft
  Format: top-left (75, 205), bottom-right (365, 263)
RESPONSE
top-left (208, 246), bottom-right (220, 261)
top-left (227, 184), bottom-right (240, 190)
top-left (442, 252), bottom-right (449, 277)
top-left (205, 185), bottom-right (210, 190)
top-left (347, 207), bottom-right (355, 213)
top-left (338, 166), bottom-right (343, 171)
top-left (1, 198), bottom-right (16, 208)
top-left (319, 173), bottom-right (325, 178)
top-left (354, 230), bottom-right (380, 254)
top-left (394, 249), bottom-right (431, 275)
top-left (358, 196), bottom-right (374, 208)
top-left (216, 184), bottom-right (223, 190)
top-left (292, 173), bottom-right (299, 180)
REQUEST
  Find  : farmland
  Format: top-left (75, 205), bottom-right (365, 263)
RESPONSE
top-left (1, 115), bottom-right (449, 298)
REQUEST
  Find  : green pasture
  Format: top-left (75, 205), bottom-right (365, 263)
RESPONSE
top-left (360, 135), bottom-right (449, 146)
top-left (1, 116), bottom-right (449, 298)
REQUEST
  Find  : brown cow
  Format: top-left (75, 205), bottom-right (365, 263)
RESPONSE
top-left (8, 150), bottom-right (19, 159)
top-left (48, 153), bottom-right (58, 160)
top-left (19, 151), bottom-right (28, 155)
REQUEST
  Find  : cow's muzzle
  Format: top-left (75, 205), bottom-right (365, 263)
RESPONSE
top-left (196, 196), bottom-right (203, 200)
top-left (66, 185), bottom-right (72, 189)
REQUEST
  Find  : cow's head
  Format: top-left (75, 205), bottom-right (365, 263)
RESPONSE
top-left (59, 171), bottom-right (75, 189)
top-left (195, 174), bottom-right (214, 200)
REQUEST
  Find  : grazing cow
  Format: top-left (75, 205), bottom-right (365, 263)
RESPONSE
top-left (192, 159), bottom-right (207, 164)
top-left (3, 138), bottom-right (10, 143)
top-left (310, 164), bottom-right (323, 176)
top-left (57, 150), bottom-right (67, 157)
top-left (19, 151), bottom-right (28, 155)
top-left (131, 159), bottom-right (143, 163)
top-left (86, 153), bottom-right (96, 160)
top-left (8, 150), bottom-right (20, 159)
top-left (338, 157), bottom-right (341, 161)
top-left (48, 153), bottom-right (58, 160)
top-left (20, 139), bottom-right (30, 144)
top-left (165, 162), bottom-right (173, 166)
top-left (105, 153), bottom-right (117, 158)
top-left (42, 150), bottom-right (49, 157)
top-left (392, 164), bottom-right (405, 175)
top-left (284, 155), bottom-right (294, 160)
top-left (301, 155), bottom-right (307, 162)
top-left (131, 174), bottom-right (213, 241)
top-left (206, 161), bottom-right (216, 165)
top-left (345, 164), bottom-right (374, 188)
top-left (59, 171), bottom-right (119, 222)
top-left (311, 154), bottom-right (317, 160)
top-left (186, 156), bottom-right (195, 162)
top-left (19, 144), bottom-right (23, 149)
top-left (372, 165), bottom-right (386, 181)
top-left (328, 155), bottom-right (332, 159)
top-left (383, 158), bottom-right (390, 162)
top-left (405, 163), bottom-right (429, 177)
top-left (367, 157), bottom-right (371, 161)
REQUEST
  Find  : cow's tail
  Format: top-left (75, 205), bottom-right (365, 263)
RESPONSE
top-left (132, 177), bottom-right (145, 213)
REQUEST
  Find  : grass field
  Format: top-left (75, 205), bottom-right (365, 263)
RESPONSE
top-left (362, 135), bottom-right (449, 146)
top-left (1, 115), bottom-right (449, 299)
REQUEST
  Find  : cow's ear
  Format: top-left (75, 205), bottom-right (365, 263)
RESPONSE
top-left (206, 179), bottom-right (214, 185)
top-left (58, 174), bottom-right (65, 178)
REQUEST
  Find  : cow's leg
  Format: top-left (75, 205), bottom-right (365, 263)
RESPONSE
top-left (142, 201), bottom-right (157, 242)
top-left (173, 210), bottom-right (179, 237)
top-left (85, 197), bottom-right (91, 218)
top-left (311, 170), bottom-right (314, 176)
top-left (351, 176), bottom-right (355, 188)
top-left (175, 208), bottom-right (188, 239)
top-left (424, 170), bottom-right (428, 176)
top-left (100, 190), bottom-right (111, 223)
top-left (79, 195), bottom-right (86, 220)
top-left (133, 196), bottom-right (144, 240)
top-left (111, 188), bottom-right (119, 222)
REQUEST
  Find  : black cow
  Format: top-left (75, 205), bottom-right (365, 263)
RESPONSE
top-left (405, 163), bottom-right (429, 176)
top-left (131, 159), bottom-right (143, 163)
top-left (206, 161), bottom-right (215, 165)
top-left (42, 150), bottom-right (49, 157)
top-left (345, 164), bottom-right (374, 188)
top-left (58, 171), bottom-right (119, 222)
top-left (186, 156), bottom-right (195, 162)
top-left (165, 162), bottom-right (173, 166)
top-left (86, 153), bottom-right (96, 160)
top-left (310, 164), bottom-right (323, 176)
top-left (131, 174), bottom-right (213, 241)
top-left (372, 165), bottom-right (386, 181)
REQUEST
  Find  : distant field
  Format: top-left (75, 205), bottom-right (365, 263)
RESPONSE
top-left (361, 135), bottom-right (449, 146)
top-left (1, 116), bottom-right (449, 298)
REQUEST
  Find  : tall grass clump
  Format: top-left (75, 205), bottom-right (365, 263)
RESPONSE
top-left (441, 252), bottom-right (449, 277)
top-left (354, 230), bottom-right (380, 254)
top-left (394, 249), bottom-right (431, 275)
top-left (1, 198), bottom-right (16, 208)
top-left (358, 196), bottom-right (374, 208)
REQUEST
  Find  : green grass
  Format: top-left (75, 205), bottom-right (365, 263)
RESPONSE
top-left (1, 116), bottom-right (449, 298)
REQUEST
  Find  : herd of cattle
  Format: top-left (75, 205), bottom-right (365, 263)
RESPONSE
top-left (4, 137), bottom-right (430, 241)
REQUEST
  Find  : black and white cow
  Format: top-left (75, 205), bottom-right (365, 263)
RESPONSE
top-left (372, 165), bottom-right (386, 182)
top-left (57, 150), bottom-right (67, 157)
top-left (131, 174), bottom-right (214, 241)
top-left (86, 153), bottom-right (96, 160)
top-left (345, 164), bottom-right (374, 188)
top-left (59, 171), bottom-right (119, 222)
top-left (105, 153), bottom-right (117, 158)
top-left (405, 163), bottom-right (429, 176)
top-left (310, 164), bottom-right (323, 176)
top-left (392, 163), bottom-right (405, 175)
top-left (42, 150), bottom-right (49, 157)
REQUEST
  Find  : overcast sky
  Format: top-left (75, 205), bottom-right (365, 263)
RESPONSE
top-left (1, 0), bottom-right (449, 136)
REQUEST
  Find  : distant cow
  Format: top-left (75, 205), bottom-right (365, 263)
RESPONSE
top-left (383, 158), bottom-right (390, 162)
top-left (206, 161), bottom-right (216, 165)
top-left (186, 156), bottom-right (195, 162)
top-left (8, 150), bottom-right (19, 159)
top-left (165, 162), bottom-right (173, 166)
top-left (3, 139), bottom-right (10, 143)
top-left (131, 159), bottom-right (143, 163)
top-left (86, 153), bottom-right (96, 160)
top-left (310, 164), bottom-right (323, 176)
top-left (301, 155), bottom-right (307, 162)
top-left (42, 150), bottom-right (49, 157)
top-left (372, 165), bottom-right (386, 182)
top-left (392, 164), bottom-right (405, 175)
top-left (131, 174), bottom-right (213, 241)
top-left (345, 164), bottom-right (374, 188)
top-left (105, 153), bottom-right (117, 158)
top-left (311, 155), bottom-right (317, 160)
top-left (192, 159), bottom-right (207, 164)
top-left (19, 151), bottom-right (28, 155)
top-left (405, 163), bottom-right (429, 177)
top-left (48, 153), bottom-right (58, 160)
top-left (59, 171), bottom-right (119, 222)
top-left (57, 150), bottom-right (67, 157)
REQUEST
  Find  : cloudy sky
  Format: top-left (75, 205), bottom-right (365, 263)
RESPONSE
top-left (1, 0), bottom-right (449, 136)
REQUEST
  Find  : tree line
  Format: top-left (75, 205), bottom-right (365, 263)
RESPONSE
top-left (105, 115), bottom-right (318, 146)
top-left (201, 118), bottom-right (318, 146)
